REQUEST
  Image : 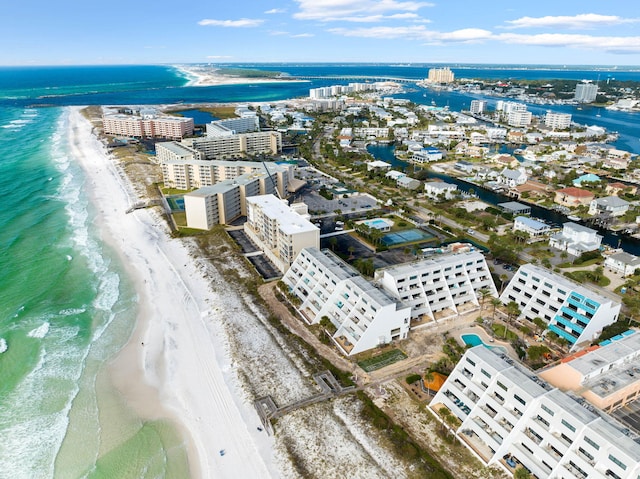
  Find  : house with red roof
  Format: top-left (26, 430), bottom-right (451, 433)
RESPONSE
top-left (554, 187), bottom-right (594, 207)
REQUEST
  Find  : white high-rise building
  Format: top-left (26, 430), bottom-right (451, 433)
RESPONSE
top-left (575, 81), bottom-right (599, 103)
top-left (427, 67), bottom-right (454, 84)
top-left (507, 110), bottom-right (532, 127)
top-left (470, 100), bottom-right (488, 114)
top-left (545, 112), bottom-right (572, 130)
top-left (102, 114), bottom-right (194, 140)
top-left (244, 195), bottom-right (319, 273)
top-left (500, 264), bottom-right (620, 350)
top-left (431, 346), bottom-right (640, 479)
top-left (282, 247), bottom-right (411, 355)
top-left (375, 251), bottom-right (497, 322)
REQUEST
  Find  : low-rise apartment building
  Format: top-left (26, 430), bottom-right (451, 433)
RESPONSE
top-left (282, 247), bottom-right (410, 355)
top-left (185, 130), bottom-right (281, 159)
top-left (374, 251), bottom-right (497, 323)
top-left (500, 264), bottom-right (620, 350)
top-left (604, 251), bottom-right (640, 277)
top-left (431, 346), bottom-right (640, 479)
top-left (244, 195), bottom-right (319, 274)
top-left (539, 331), bottom-right (640, 414)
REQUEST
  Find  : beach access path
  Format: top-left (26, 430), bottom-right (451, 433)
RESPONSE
top-left (67, 107), bottom-right (278, 479)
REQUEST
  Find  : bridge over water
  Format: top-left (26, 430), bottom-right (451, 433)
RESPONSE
top-left (293, 75), bottom-right (418, 84)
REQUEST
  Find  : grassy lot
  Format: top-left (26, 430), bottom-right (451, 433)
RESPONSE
top-left (357, 349), bottom-right (407, 372)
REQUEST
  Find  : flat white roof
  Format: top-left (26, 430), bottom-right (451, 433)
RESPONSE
top-left (248, 195), bottom-right (318, 235)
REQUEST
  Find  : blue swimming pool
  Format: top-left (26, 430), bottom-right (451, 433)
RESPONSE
top-left (461, 334), bottom-right (507, 353)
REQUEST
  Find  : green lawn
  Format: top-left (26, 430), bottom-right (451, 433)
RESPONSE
top-left (358, 349), bottom-right (408, 372)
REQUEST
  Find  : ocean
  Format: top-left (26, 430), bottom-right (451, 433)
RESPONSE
top-left (1, 63), bottom-right (639, 478)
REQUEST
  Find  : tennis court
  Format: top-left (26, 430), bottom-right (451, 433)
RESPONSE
top-left (381, 228), bottom-right (434, 246)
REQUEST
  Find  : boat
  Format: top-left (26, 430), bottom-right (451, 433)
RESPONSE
top-left (567, 215), bottom-right (581, 221)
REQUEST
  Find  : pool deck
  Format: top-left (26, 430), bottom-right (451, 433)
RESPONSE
top-left (455, 325), bottom-right (518, 359)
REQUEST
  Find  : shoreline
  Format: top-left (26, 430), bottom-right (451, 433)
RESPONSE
top-left (66, 107), bottom-right (277, 478)
top-left (173, 64), bottom-right (308, 87)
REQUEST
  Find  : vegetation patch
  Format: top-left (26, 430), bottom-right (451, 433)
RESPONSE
top-left (357, 349), bottom-right (407, 372)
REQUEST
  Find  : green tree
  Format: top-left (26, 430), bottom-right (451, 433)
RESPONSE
top-left (533, 317), bottom-right (547, 335)
top-left (527, 345), bottom-right (550, 362)
top-left (423, 371), bottom-right (434, 396)
top-left (438, 407), bottom-right (451, 435)
top-left (491, 298), bottom-right (503, 321)
top-left (514, 466), bottom-right (531, 479)
top-left (504, 301), bottom-right (521, 339)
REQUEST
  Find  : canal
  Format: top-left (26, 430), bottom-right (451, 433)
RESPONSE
top-left (367, 144), bottom-right (640, 256)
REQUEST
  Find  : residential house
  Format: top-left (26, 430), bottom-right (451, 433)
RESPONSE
top-left (513, 216), bottom-right (551, 238)
top-left (498, 168), bottom-right (527, 188)
top-left (397, 176), bottom-right (421, 190)
top-left (604, 251), bottom-right (640, 276)
top-left (588, 196), bottom-right (630, 217)
top-left (549, 222), bottom-right (602, 256)
top-left (424, 181), bottom-right (457, 200)
top-left (606, 182), bottom-right (637, 196)
top-left (554, 187), bottom-right (595, 208)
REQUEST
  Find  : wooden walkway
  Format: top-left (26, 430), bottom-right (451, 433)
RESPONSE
top-left (254, 371), bottom-right (356, 434)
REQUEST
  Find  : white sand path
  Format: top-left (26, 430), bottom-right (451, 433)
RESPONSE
top-left (66, 107), bottom-right (278, 478)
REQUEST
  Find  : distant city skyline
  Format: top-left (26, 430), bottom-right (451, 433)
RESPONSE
top-left (4, 1), bottom-right (640, 66)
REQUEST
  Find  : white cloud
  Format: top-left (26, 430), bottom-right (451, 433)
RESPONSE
top-left (496, 33), bottom-right (640, 53)
top-left (291, 33), bottom-right (315, 38)
top-left (293, 0), bottom-right (433, 22)
top-left (269, 30), bottom-right (314, 38)
top-left (198, 18), bottom-right (264, 27)
top-left (327, 24), bottom-right (640, 54)
top-left (504, 14), bottom-right (640, 30)
top-left (206, 55), bottom-right (233, 59)
top-left (265, 8), bottom-right (286, 14)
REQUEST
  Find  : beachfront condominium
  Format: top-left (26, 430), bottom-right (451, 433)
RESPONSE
top-left (102, 114), bottom-right (194, 140)
top-left (205, 117), bottom-right (259, 136)
top-left (500, 264), bottom-right (620, 350)
top-left (157, 151), bottom-right (294, 195)
top-left (186, 130), bottom-right (282, 159)
top-left (374, 251), bottom-right (497, 323)
top-left (430, 346), bottom-right (640, 478)
top-left (244, 195), bottom-right (319, 274)
top-left (426, 67), bottom-right (454, 84)
top-left (184, 171), bottom-right (278, 230)
top-left (282, 247), bottom-right (411, 355)
top-left (575, 81), bottom-right (599, 103)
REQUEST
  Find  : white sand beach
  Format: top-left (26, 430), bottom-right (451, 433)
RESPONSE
top-left (66, 107), bottom-right (277, 478)
top-left (174, 64), bottom-right (306, 87)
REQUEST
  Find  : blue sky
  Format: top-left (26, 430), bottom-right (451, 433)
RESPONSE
top-left (4, 1), bottom-right (640, 65)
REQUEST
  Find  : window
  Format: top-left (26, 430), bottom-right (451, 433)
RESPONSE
top-left (466, 357), bottom-right (476, 367)
top-left (481, 368), bottom-right (491, 379)
top-left (578, 447), bottom-right (593, 461)
top-left (541, 404), bottom-right (554, 416)
top-left (608, 455), bottom-right (626, 471)
top-left (557, 289), bottom-right (566, 296)
top-left (497, 381), bottom-right (508, 391)
top-left (514, 394), bottom-right (526, 406)
top-left (561, 419), bottom-right (576, 433)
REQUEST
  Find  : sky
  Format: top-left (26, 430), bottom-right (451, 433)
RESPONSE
top-left (3, 0), bottom-right (640, 66)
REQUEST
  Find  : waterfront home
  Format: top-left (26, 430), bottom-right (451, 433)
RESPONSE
top-left (605, 251), bottom-right (640, 276)
top-left (498, 168), bottom-right (527, 188)
top-left (554, 187), bottom-right (595, 208)
top-left (506, 130), bottom-right (525, 143)
top-left (513, 216), bottom-right (551, 238)
top-left (366, 160), bottom-right (392, 172)
top-left (454, 160), bottom-right (475, 173)
top-left (385, 170), bottom-right (405, 181)
top-left (411, 147), bottom-right (443, 164)
top-left (588, 196), bottom-right (630, 217)
top-left (549, 222), bottom-right (602, 256)
top-left (493, 154), bottom-right (519, 169)
top-left (604, 155), bottom-right (631, 170)
top-left (424, 181), bottom-right (457, 199)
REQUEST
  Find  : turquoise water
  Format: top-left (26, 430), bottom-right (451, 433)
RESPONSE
top-left (0, 105), bottom-right (189, 474)
top-left (461, 334), bottom-right (507, 354)
top-left (1, 63), bottom-right (640, 478)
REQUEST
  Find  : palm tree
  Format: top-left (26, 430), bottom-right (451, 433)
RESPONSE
top-left (477, 287), bottom-right (491, 310)
top-left (499, 274), bottom-right (508, 294)
top-left (504, 301), bottom-right (522, 339)
top-left (491, 298), bottom-right (503, 321)
top-left (438, 406), bottom-right (451, 435)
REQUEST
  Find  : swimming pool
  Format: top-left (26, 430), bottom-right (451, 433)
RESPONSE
top-left (461, 333), bottom-right (507, 353)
